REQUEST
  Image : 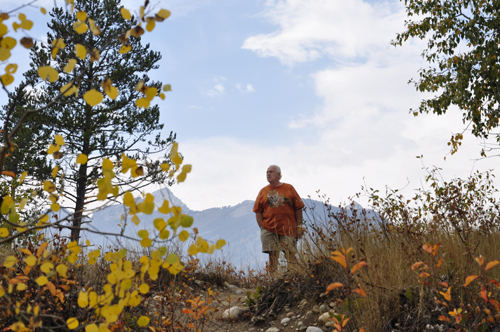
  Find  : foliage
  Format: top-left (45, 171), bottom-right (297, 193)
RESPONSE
top-left (0, 0), bottom-right (228, 330)
top-left (2, 0), bottom-right (177, 241)
top-left (393, 0), bottom-right (500, 155)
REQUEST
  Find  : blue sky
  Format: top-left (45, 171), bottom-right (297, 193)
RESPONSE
top-left (2, 0), bottom-right (498, 211)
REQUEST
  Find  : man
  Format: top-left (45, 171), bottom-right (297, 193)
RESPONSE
top-left (253, 165), bottom-right (305, 275)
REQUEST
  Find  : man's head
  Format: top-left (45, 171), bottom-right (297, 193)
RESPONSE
top-left (267, 165), bottom-right (282, 185)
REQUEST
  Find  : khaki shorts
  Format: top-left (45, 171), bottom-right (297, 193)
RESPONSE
top-left (261, 228), bottom-right (297, 253)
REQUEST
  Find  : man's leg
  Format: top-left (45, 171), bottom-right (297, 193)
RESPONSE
top-left (282, 236), bottom-right (298, 273)
top-left (261, 228), bottom-right (281, 275)
top-left (269, 251), bottom-right (279, 275)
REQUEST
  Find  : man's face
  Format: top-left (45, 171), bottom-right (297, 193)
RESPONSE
top-left (267, 166), bottom-right (280, 183)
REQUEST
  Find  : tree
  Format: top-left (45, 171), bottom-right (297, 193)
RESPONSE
top-left (2, 0), bottom-right (176, 241)
top-left (0, 2), bottom-right (226, 330)
top-left (393, 0), bottom-right (500, 156)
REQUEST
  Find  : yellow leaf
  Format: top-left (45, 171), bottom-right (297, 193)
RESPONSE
top-left (77, 154), bottom-right (88, 165)
top-left (83, 324), bottom-right (98, 332)
top-left (130, 25), bottom-right (144, 37)
top-left (163, 84), bottom-right (172, 92)
top-left (140, 238), bottom-right (152, 247)
top-left (215, 239), bottom-right (226, 249)
top-left (38, 66), bottom-right (59, 82)
top-left (180, 215), bottom-right (193, 228)
top-left (137, 316), bottom-right (149, 327)
top-left (44, 180), bottom-right (56, 193)
top-left (19, 171), bottom-right (28, 184)
top-left (51, 202), bottom-right (60, 212)
top-left (177, 172), bottom-right (187, 183)
top-left (179, 230), bottom-right (189, 242)
top-left (464, 275), bottom-right (479, 287)
top-left (135, 97), bottom-right (150, 108)
top-left (64, 59), bottom-right (77, 73)
top-left (75, 44), bottom-right (87, 59)
top-left (67, 317), bottom-right (79, 330)
top-left (83, 89), bottom-right (103, 107)
top-left (0, 22), bottom-right (6, 37)
top-left (145, 87), bottom-right (157, 101)
top-left (55, 134), bottom-right (65, 146)
top-left (25, 255), bottom-right (36, 267)
top-left (6, 64), bottom-right (17, 74)
top-left (76, 11), bottom-right (87, 20)
top-left (159, 93), bottom-right (165, 100)
top-left (1, 195), bottom-right (13, 214)
top-left (0, 48), bottom-right (11, 62)
top-left (56, 264), bottom-right (68, 277)
top-left (41, 7), bottom-right (47, 14)
top-left (36, 276), bottom-right (48, 286)
top-left (157, 9), bottom-right (171, 19)
top-left (146, 20), bottom-right (155, 32)
top-left (121, 7), bottom-right (131, 20)
top-left (73, 20), bottom-right (88, 34)
top-left (138, 230), bottom-right (149, 238)
top-left (1, 37), bottom-right (17, 50)
top-left (188, 244), bottom-right (199, 256)
top-left (40, 262), bottom-right (54, 274)
top-left (19, 198), bottom-right (28, 210)
top-left (78, 291), bottom-right (88, 307)
top-left (105, 86), bottom-right (118, 100)
top-left (88, 19), bottom-right (100, 35)
top-left (118, 44), bottom-right (131, 54)
top-left (166, 253), bottom-right (179, 264)
top-left (1, 73), bottom-right (13, 86)
top-left (159, 230), bottom-right (170, 240)
top-left (154, 218), bottom-right (167, 231)
top-left (60, 82), bottom-right (79, 97)
top-left (3, 255), bottom-right (16, 268)
top-left (17, 283), bottom-right (27, 291)
top-left (0, 228), bottom-right (8, 237)
top-left (139, 283), bottom-right (149, 294)
top-left (20, 19), bottom-right (33, 30)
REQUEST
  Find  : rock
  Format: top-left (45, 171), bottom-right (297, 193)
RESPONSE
top-left (301, 299), bottom-right (308, 306)
top-left (281, 318), bottom-right (290, 325)
top-left (265, 328), bottom-right (279, 332)
top-left (319, 304), bottom-right (328, 313)
top-left (318, 312), bottom-right (331, 325)
top-left (194, 280), bottom-right (203, 287)
top-left (305, 311), bottom-right (313, 318)
top-left (235, 289), bottom-right (244, 294)
top-left (312, 305), bottom-right (320, 313)
top-left (299, 327), bottom-right (307, 331)
top-left (329, 302), bottom-right (336, 308)
top-left (222, 306), bottom-right (248, 319)
top-left (287, 312), bottom-right (295, 318)
top-left (325, 322), bottom-right (333, 327)
top-left (306, 327), bottom-right (323, 332)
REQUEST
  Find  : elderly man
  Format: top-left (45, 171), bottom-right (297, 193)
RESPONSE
top-left (253, 165), bottom-right (305, 275)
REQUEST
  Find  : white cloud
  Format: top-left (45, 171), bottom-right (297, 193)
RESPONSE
top-left (205, 83), bottom-right (225, 97)
top-left (242, 0), bottom-right (405, 65)
top-left (236, 83), bottom-right (256, 93)
top-left (166, 0), bottom-right (499, 211)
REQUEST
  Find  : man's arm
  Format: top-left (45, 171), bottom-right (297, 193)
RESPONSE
top-left (295, 209), bottom-right (303, 238)
top-left (255, 212), bottom-right (263, 229)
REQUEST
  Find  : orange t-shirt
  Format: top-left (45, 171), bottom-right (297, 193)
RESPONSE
top-left (253, 183), bottom-right (304, 237)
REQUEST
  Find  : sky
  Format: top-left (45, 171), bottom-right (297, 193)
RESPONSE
top-left (2, 0), bottom-right (499, 211)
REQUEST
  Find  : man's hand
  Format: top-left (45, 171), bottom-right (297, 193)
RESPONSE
top-left (296, 227), bottom-right (305, 239)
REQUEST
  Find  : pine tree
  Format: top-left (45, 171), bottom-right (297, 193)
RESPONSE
top-left (4, 0), bottom-right (175, 241)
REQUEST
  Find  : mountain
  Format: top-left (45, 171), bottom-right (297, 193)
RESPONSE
top-left (81, 188), bottom-right (382, 269)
